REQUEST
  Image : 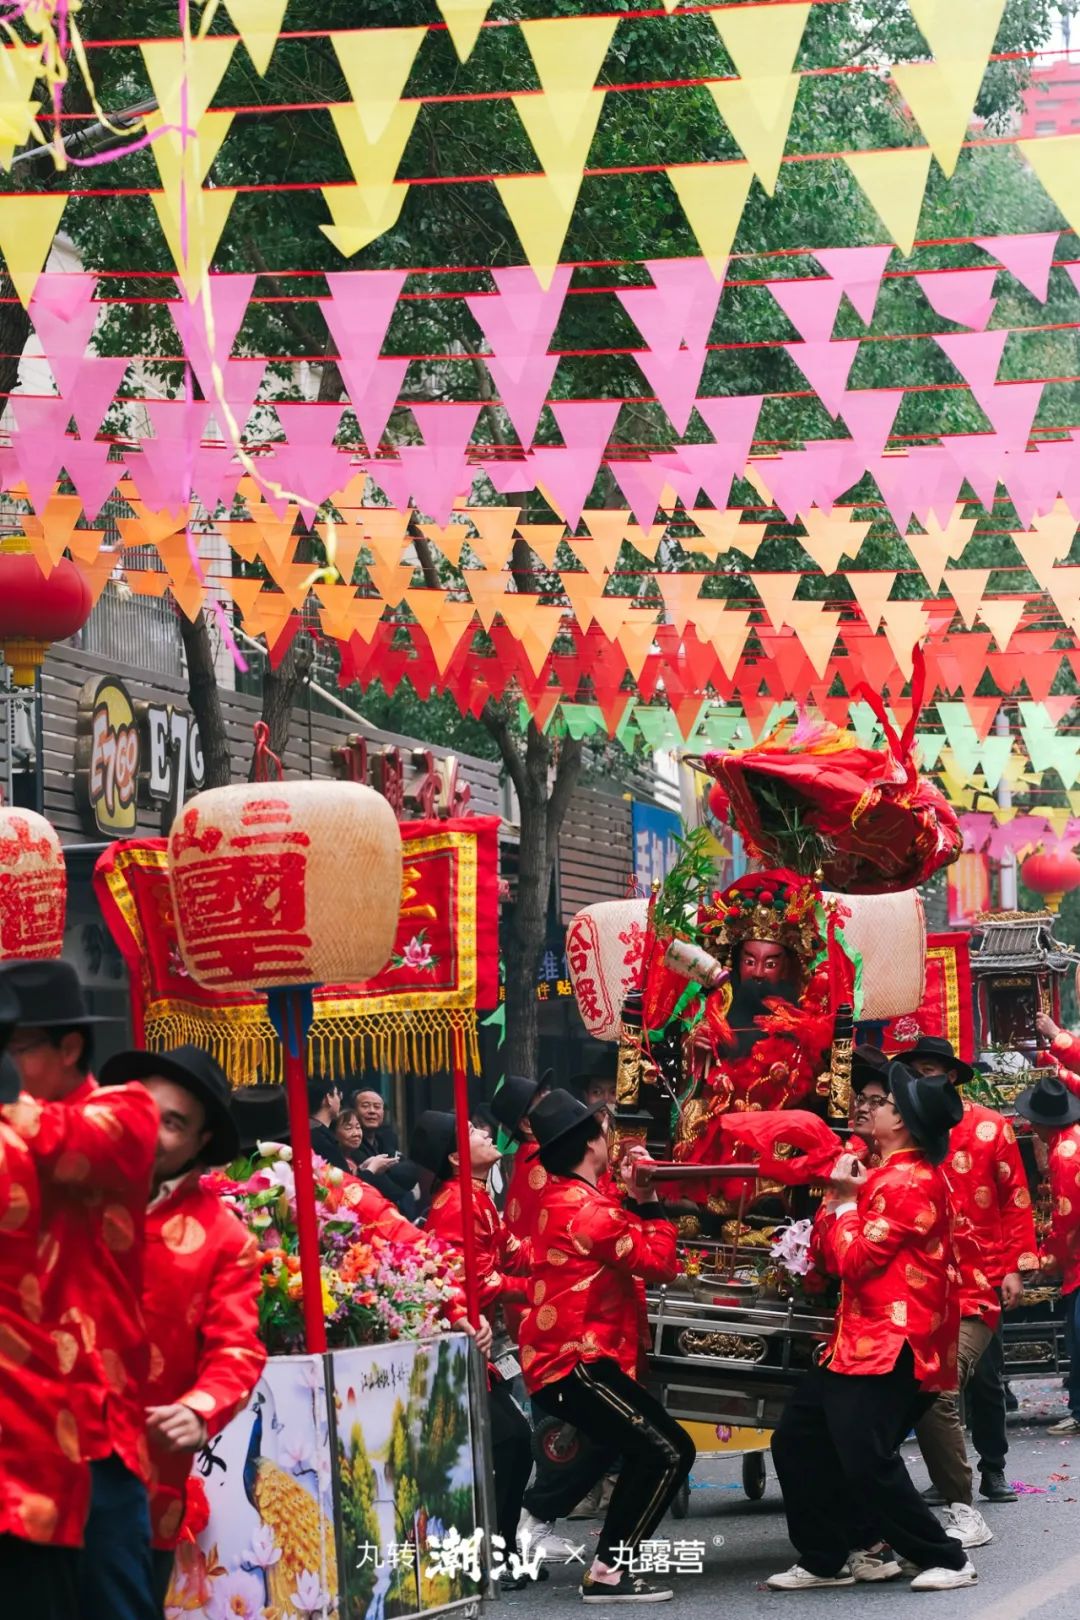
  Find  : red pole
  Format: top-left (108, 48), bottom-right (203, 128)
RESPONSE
top-left (452, 1026), bottom-right (481, 1329)
top-left (276, 987), bottom-right (328, 1355)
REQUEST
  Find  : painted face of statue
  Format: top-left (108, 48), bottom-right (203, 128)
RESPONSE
top-left (736, 939), bottom-right (791, 984)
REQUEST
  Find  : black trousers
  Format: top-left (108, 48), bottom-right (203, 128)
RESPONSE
top-left (0, 1534), bottom-right (80, 1620)
top-left (525, 1358), bottom-right (694, 1565)
top-left (489, 1379), bottom-right (533, 1548)
top-left (967, 1319), bottom-right (1007, 1472)
top-left (771, 1348), bottom-right (967, 1577)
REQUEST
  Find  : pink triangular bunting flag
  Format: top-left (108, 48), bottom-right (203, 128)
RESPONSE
top-left (976, 232), bottom-right (1059, 304)
top-left (934, 329), bottom-right (1008, 389)
top-left (916, 269), bottom-right (997, 330)
top-left (784, 339), bottom-right (860, 417)
top-left (970, 381), bottom-right (1044, 456)
top-left (64, 356), bottom-right (128, 439)
top-left (837, 390), bottom-right (902, 461)
top-left (769, 276), bottom-right (845, 343)
top-left (813, 246), bottom-right (892, 325)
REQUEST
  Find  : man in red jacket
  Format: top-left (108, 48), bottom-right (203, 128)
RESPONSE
top-left (516, 1090), bottom-right (694, 1604)
top-left (769, 1061), bottom-right (974, 1593)
top-left (99, 1045), bottom-right (266, 1609)
top-left (1013, 1075), bottom-right (1080, 1434)
top-left (0, 1022), bottom-right (96, 1618)
top-left (411, 1107), bottom-right (534, 1582)
top-left (899, 1036), bottom-right (1038, 1511)
top-left (0, 959), bottom-right (159, 1620)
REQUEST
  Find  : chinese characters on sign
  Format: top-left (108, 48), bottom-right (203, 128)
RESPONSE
top-left (332, 735), bottom-right (472, 820)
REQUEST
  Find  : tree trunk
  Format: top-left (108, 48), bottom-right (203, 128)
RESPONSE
top-left (250, 631), bottom-right (315, 777)
top-left (178, 610), bottom-right (231, 788)
top-left (483, 704), bottom-right (584, 1077)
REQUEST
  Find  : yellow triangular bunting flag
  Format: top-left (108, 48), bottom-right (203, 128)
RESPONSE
top-left (978, 596), bottom-right (1024, 651)
top-left (908, 0), bottom-right (1007, 66)
top-left (708, 75), bottom-right (800, 196)
top-left (141, 38), bottom-right (237, 145)
top-left (494, 176), bottom-right (578, 290)
top-left (712, 3), bottom-right (811, 80)
top-left (799, 507), bottom-right (871, 574)
top-left (844, 148), bottom-right (932, 255)
top-left (331, 28), bottom-right (427, 145)
top-left (226, 0), bottom-right (289, 76)
top-left (846, 570), bottom-right (896, 631)
top-left (666, 162), bottom-right (753, 277)
top-left (0, 192), bottom-right (66, 308)
top-left (435, 0), bottom-right (493, 64)
top-left (892, 57), bottom-right (986, 178)
top-left (1018, 136), bottom-right (1080, 236)
top-left (151, 188), bottom-right (237, 299)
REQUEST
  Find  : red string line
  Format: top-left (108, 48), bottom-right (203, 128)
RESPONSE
top-left (13, 233), bottom-right (1075, 279)
top-left (0, 129), bottom-right (1044, 196)
top-left (25, 42), bottom-right (1080, 114)
top-left (10, 313), bottom-right (1080, 364)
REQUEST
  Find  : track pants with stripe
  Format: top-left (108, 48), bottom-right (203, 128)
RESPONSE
top-left (526, 1357), bottom-right (695, 1564)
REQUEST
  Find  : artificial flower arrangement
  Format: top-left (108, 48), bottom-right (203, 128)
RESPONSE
top-left (205, 1144), bottom-right (460, 1354)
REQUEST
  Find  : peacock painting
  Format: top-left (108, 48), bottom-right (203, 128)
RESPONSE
top-left (242, 1382), bottom-right (338, 1615)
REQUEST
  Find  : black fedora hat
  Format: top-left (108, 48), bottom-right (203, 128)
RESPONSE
top-left (0, 959), bottom-right (111, 1029)
top-left (410, 1110), bottom-right (458, 1178)
top-left (530, 1088), bottom-right (597, 1158)
top-left (490, 1074), bottom-right (540, 1135)
top-left (893, 1034), bottom-right (975, 1086)
top-left (230, 1085), bottom-right (290, 1157)
top-left (570, 1049), bottom-right (617, 1092)
top-left (852, 1044), bottom-right (890, 1094)
top-left (1015, 1075), bottom-right (1080, 1130)
top-left (100, 1044), bottom-right (240, 1166)
top-left (887, 1060), bottom-right (964, 1165)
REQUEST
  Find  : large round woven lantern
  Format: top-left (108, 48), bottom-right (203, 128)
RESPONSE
top-left (822, 889), bottom-right (926, 1019)
top-left (1020, 850), bottom-right (1080, 915)
top-left (0, 807), bottom-right (66, 958)
top-left (566, 899), bottom-right (649, 1042)
top-left (0, 537), bottom-right (93, 686)
top-left (167, 780), bottom-right (403, 992)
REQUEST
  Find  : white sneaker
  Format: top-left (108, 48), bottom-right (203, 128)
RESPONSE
top-left (766, 1564), bottom-right (855, 1590)
top-left (848, 1547), bottom-right (902, 1581)
top-left (909, 1560), bottom-right (977, 1591)
top-left (943, 1503), bottom-right (993, 1549)
top-left (517, 1509), bottom-right (566, 1562)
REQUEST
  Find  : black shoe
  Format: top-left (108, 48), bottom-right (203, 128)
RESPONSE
top-left (504, 1569), bottom-right (550, 1591)
top-left (979, 1470), bottom-right (1018, 1503)
top-left (922, 1484), bottom-right (947, 1506)
top-left (581, 1571), bottom-right (673, 1602)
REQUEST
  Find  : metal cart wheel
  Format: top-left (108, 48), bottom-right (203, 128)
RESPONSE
top-left (742, 1452), bottom-right (767, 1501)
top-left (671, 1480), bottom-right (691, 1519)
top-left (531, 1415), bottom-right (583, 1469)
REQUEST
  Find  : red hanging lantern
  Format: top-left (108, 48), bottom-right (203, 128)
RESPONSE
top-left (1020, 850), bottom-right (1080, 913)
top-left (0, 537), bottom-right (93, 686)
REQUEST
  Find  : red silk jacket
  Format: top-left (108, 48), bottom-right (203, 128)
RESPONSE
top-left (518, 1175), bottom-right (677, 1394)
top-left (0, 1115), bottom-right (91, 1548)
top-left (824, 1149), bottom-right (960, 1393)
top-left (504, 1146), bottom-right (548, 1241)
top-left (425, 1176), bottom-right (531, 1316)
top-left (335, 1170), bottom-right (425, 1243)
top-left (143, 1171), bottom-right (266, 1549)
top-left (4, 1079), bottom-right (158, 1483)
top-left (940, 1101), bottom-right (1037, 1329)
top-left (1042, 1123), bottom-right (1080, 1295)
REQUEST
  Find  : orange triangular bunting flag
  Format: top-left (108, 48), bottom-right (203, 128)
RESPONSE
top-left (420, 520), bottom-right (469, 567)
top-left (943, 567), bottom-right (990, 630)
top-left (977, 596), bottom-right (1025, 652)
top-left (880, 601), bottom-right (929, 678)
top-left (463, 506), bottom-right (520, 572)
top-left (367, 558), bottom-right (415, 607)
top-left (422, 602), bottom-right (478, 674)
top-left (516, 523), bottom-right (566, 567)
top-left (589, 593), bottom-right (631, 644)
top-left (464, 568), bottom-right (511, 631)
top-left (561, 570), bottom-right (600, 632)
top-left (616, 613), bottom-right (660, 681)
top-left (846, 570), bottom-right (896, 631)
top-left (657, 572), bottom-right (706, 635)
top-left (749, 572), bottom-right (799, 630)
top-left (404, 587), bottom-right (452, 636)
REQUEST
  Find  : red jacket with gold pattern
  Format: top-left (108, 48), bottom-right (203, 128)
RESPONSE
top-left (336, 1171), bottom-right (425, 1244)
top-left (824, 1149), bottom-right (960, 1392)
top-left (504, 1146), bottom-right (548, 1241)
top-left (518, 1175), bottom-right (677, 1393)
top-left (0, 1115), bottom-right (91, 1548)
top-left (143, 1171), bottom-right (266, 1550)
top-left (1042, 1123), bottom-right (1080, 1295)
top-left (4, 1078), bottom-right (158, 1483)
top-left (940, 1101), bottom-right (1037, 1329)
top-left (425, 1176), bottom-right (531, 1316)
top-left (1049, 1030), bottom-right (1080, 1095)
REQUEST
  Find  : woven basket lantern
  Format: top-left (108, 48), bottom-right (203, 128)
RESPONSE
top-left (566, 898), bottom-right (650, 1042)
top-left (168, 781), bottom-right (403, 993)
top-left (0, 807), bottom-right (66, 959)
top-left (824, 888), bottom-right (926, 1020)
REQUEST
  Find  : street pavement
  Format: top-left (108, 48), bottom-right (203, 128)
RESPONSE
top-left (498, 1379), bottom-right (1080, 1619)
